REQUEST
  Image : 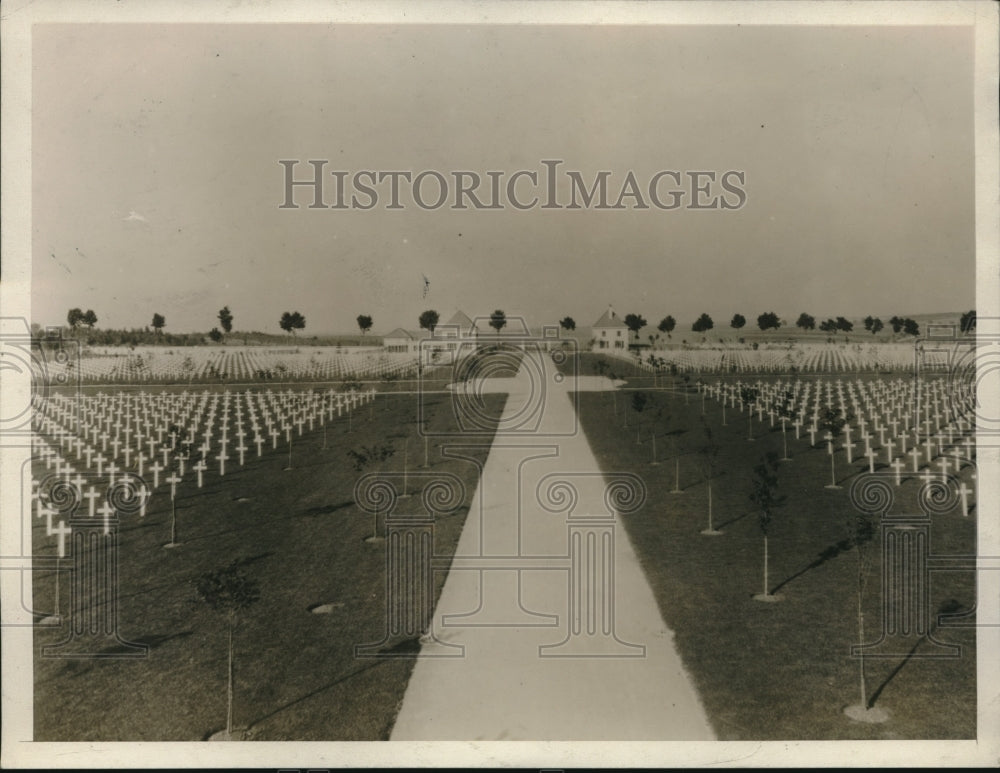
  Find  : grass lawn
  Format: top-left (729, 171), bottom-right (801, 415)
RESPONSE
top-left (570, 363), bottom-right (976, 740)
top-left (32, 387), bottom-right (506, 741)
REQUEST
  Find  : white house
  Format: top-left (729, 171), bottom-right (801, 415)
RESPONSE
top-left (591, 306), bottom-right (629, 351)
top-left (434, 310), bottom-right (479, 352)
top-left (383, 328), bottom-right (419, 353)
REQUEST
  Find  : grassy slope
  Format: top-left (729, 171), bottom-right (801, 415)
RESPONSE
top-left (33, 389), bottom-right (505, 741)
top-left (572, 366), bottom-right (975, 740)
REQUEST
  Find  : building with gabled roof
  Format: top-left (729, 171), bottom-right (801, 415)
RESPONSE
top-left (433, 310), bottom-right (479, 351)
top-left (383, 327), bottom-right (419, 353)
top-left (592, 306), bottom-right (629, 351)
top-left (441, 310), bottom-right (478, 336)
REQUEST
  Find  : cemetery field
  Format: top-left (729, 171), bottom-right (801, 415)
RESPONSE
top-left (31, 386), bottom-right (507, 741)
top-left (50, 364), bottom-right (460, 396)
top-left (572, 374), bottom-right (977, 740)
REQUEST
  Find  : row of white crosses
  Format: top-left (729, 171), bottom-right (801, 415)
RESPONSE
top-left (36, 387), bottom-right (376, 480)
top-left (698, 375), bottom-right (976, 512)
top-left (63, 347), bottom-right (420, 384)
top-left (31, 387), bottom-right (377, 550)
top-left (631, 343), bottom-right (919, 375)
top-left (30, 434), bottom-right (138, 556)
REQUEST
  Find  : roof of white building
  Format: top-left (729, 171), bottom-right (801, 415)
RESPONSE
top-left (444, 310), bottom-right (477, 332)
top-left (592, 307), bottom-right (628, 329)
top-left (384, 328), bottom-right (431, 341)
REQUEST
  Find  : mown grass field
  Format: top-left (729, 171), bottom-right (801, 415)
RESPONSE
top-left (571, 359), bottom-right (976, 740)
top-left (32, 387), bottom-right (506, 741)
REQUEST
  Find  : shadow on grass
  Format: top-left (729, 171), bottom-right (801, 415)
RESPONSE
top-left (770, 537), bottom-right (856, 595)
top-left (715, 511), bottom-right (752, 530)
top-left (119, 520), bottom-right (163, 535)
top-left (114, 553), bottom-right (274, 605)
top-left (300, 501), bottom-right (354, 517)
top-left (866, 634), bottom-right (926, 710)
top-left (138, 630), bottom-right (194, 650)
top-left (247, 656), bottom-right (397, 736)
top-left (165, 503), bottom-right (350, 544)
top-left (936, 597), bottom-right (975, 627)
top-left (231, 551), bottom-right (275, 568)
top-left (43, 632), bottom-right (191, 683)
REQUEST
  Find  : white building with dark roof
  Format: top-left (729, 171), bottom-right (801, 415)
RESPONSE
top-left (591, 306), bottom-right (629, 351)
top-left (432, 310), bottom-right (479, 353)
top-left (383, 327), bottom-right (420, 353)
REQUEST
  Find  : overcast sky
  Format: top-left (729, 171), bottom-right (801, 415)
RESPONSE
top-left (32, 23), bottom-right (974, 335)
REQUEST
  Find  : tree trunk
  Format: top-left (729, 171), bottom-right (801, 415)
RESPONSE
top-left (763, 535), bottom-right (769, 597)
top-left (402, 441), bottom-right (409, 496)
top-left (53, 557), bottom-right (61, 616)
top-left (707, 483), bottom-right (713, 531)
top-left (227, 616), bottom-right (235, 736)
top-left (858, 598), bottom-right (868, 709)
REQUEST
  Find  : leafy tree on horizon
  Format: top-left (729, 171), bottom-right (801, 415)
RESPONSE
top-left (67, 308), bottom-right (84, 332)
top-left (418, 309), bottom-right (440, 334)
top-left (658, 315), bottom-right (676, 338)
top-left (489, 309), bottom-right (507, 333)
top-left (730, 313), bottom-right (746, 330)
top-left (559, 316), bottom-right (576, 332)
top-left (624, 313), bottom-right (647, 342)
top-left (692, 313), bottom-right (714, 333)
top-left (208, 327), bottom-right (224, 342)
top-left (835, 317), bottom-right (853, 333)
top-left (152, 313), bottom-right (166, 334)
top-left (279, 311), bottom-right (306, 336)
top-left (356, 314), bottom-right (373, 336)
top-left (902, 318), bottom-right (920, 337)
top-left (870, 318), bottom-right (884, 335)
top-left (960, 309), bottom-right (976, 334)
top-left (218, 306), bottom-right (234, 335)
top-left (796, 312), bottom-right (816, 331)
top-left (82, 309), bottom-right (97, 329)
top-left (757, 311), bottom-right (780, 331)
top-left (889, 315), bottom-right (904, 334)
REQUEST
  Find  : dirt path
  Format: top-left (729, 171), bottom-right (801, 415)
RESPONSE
top-left (389, 359), bottom-right (715, 740)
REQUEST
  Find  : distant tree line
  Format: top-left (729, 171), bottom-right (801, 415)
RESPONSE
top-left (596, 310), bottom-right (935, 343)
top-left (47, 304), bottom-right (967, 348)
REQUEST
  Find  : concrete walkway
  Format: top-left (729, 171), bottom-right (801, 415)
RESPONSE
top-left (390, 359), bottom-right (715, 741)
